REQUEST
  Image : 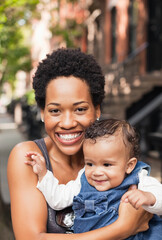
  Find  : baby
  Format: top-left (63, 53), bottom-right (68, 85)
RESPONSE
top-left (25, 119), bottom-right (162, 238)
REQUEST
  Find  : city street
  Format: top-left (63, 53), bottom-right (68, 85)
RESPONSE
top-left (1, 0), bottom-right (162, 239)
top-left (0, 112), bottom-right (26, 240)
top-left (0, 113), bottom-right (26, 204)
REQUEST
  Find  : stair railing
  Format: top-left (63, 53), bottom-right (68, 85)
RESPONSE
top-left (104, 42), bottom-right (149, 97)
top-left (128, 93), bottom-right (162, 125)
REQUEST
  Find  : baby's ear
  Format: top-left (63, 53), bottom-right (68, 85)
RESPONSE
top-left (126, 158), bottom-right (137, 174)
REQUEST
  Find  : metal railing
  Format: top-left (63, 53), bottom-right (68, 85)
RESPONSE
top-left (104, 42), bottom-right (149, 97)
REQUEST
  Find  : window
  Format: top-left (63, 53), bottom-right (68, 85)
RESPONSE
top-left (111, 7), bottom-right (117, 62)
top-left (128, 0), bottom-right (138, 53)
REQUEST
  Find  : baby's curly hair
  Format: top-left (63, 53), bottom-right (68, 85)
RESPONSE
top-left (85, 119), bottom-right (140, 159)
top-left (33, 48), bottom-right (105, 109)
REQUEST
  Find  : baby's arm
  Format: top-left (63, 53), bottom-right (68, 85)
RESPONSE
top-left (121, 188), bottom-right (156, 209)
top-left (37, 169), bottom-right (84, 210)
top-left (121, 169), bottom-right (162, 215)
top-left (36, 168), bottom-right (84, 210)
top-left (25, 152), bottom-right (83, 210)
top-left (25, 151), bottom-right (47, 182)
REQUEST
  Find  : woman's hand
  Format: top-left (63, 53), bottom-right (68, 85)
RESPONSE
top-left (118, 186), bottom-right (153, 239)
top-left (119, 202), bottom-right (153, 235)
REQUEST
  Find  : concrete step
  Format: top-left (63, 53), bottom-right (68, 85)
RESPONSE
top-left (102, 72), bottom-right (162, 119)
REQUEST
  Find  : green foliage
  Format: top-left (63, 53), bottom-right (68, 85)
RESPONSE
top-left (0, 0), bottom-right (38, 92)
top-left (24, 89), bottom-right (35, 105)
top-left (51, 19), bottom-right (83, 48)
top-left (66, 0), bottom-right (78, 3)
top-left (0, 0), bottom-right (85, 95)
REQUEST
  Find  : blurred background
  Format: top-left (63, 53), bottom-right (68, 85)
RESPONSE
top-left (0, 0), bottom-right (162, 239)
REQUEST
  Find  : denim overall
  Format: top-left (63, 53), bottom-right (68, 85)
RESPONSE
top-left (72, 161), bottom-right (162, 239)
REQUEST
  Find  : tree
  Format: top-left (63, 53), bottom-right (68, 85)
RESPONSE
top-left (0, 0), bottom-right (38, 93)
top-left (0, 0), bottom-right (38, 237)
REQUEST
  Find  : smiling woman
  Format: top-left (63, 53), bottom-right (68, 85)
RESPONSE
top-left (42, 76), bottom-right (100, 156)
top-left (7, 48), bottom-right (152, 240)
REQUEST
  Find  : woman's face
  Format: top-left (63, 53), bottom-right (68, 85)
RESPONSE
top-left (42, 76), bottom-right (100, 156)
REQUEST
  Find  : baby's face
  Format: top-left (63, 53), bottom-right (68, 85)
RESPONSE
top-left (83, 135), bottom-right (131, 191)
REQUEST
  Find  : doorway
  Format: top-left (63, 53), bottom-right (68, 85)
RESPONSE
top-left (147, 0), bottom-right (162, 71)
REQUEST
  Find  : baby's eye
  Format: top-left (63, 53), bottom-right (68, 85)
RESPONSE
top-left (104, 163), bottom-right (111, 167)
top-left (86, 162), bottom-right (93, 167)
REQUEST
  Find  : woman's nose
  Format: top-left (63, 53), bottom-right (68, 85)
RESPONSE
top-left (59, 113), bottom-right (77, 129)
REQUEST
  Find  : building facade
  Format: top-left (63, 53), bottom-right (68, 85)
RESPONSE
top-left (87, 0), bottom-right (162, 74)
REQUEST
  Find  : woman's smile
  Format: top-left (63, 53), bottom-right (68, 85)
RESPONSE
top-left (55, 131), bottom-right (84, 145)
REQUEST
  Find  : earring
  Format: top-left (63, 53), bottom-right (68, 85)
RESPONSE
top-left (96, 117), bottom-right (99, 121)
top-left (41, 119), bottom-right (44, 122)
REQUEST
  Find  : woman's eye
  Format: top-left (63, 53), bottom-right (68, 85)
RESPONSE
top-left (76, 107), bottom-right (87, 113)
top-left (49, 109), bottom-right (60, 114)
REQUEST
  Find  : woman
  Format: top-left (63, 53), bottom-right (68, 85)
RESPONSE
top-left (7, 48), bottom-right (151, 240)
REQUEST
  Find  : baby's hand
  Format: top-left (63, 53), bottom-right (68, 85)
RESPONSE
top-left (25, 151), bottom-right (47, 182)
top-left (121, 189), bottom-right (156, 209)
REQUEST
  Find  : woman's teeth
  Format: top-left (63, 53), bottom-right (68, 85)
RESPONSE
top-left (58, 133), bottom-right (81, 141)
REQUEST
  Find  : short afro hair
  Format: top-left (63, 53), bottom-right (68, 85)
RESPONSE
top-left (85, 119), bottom-right (140, 159)
top-left (33, 48), bottom-right (105, 109)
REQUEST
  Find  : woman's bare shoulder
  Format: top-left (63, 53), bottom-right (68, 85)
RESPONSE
top-left (7, 140), bottom-right (43, 175)
top-left (12, 139), bottom-right (40, 150)
top-left (9, 140), bottom-right (42, 158)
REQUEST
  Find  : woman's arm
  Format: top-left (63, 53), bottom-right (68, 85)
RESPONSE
top-left (39, 203), bottom-right (152, 240)
top-left (8, 143), bottom-right (152, 240)
top-left (7, 142), bottom-right (48, 240)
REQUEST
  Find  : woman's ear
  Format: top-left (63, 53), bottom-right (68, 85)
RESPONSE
top-left (95, 105), bottom-right (101, 120)
top-left (126, 157), bottom-right (137, 174)
top-left (41, 109), bottom-right (44, 122)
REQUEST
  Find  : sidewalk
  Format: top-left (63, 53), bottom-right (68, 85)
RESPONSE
top-left (0, 113), bottom-right (26, 204)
